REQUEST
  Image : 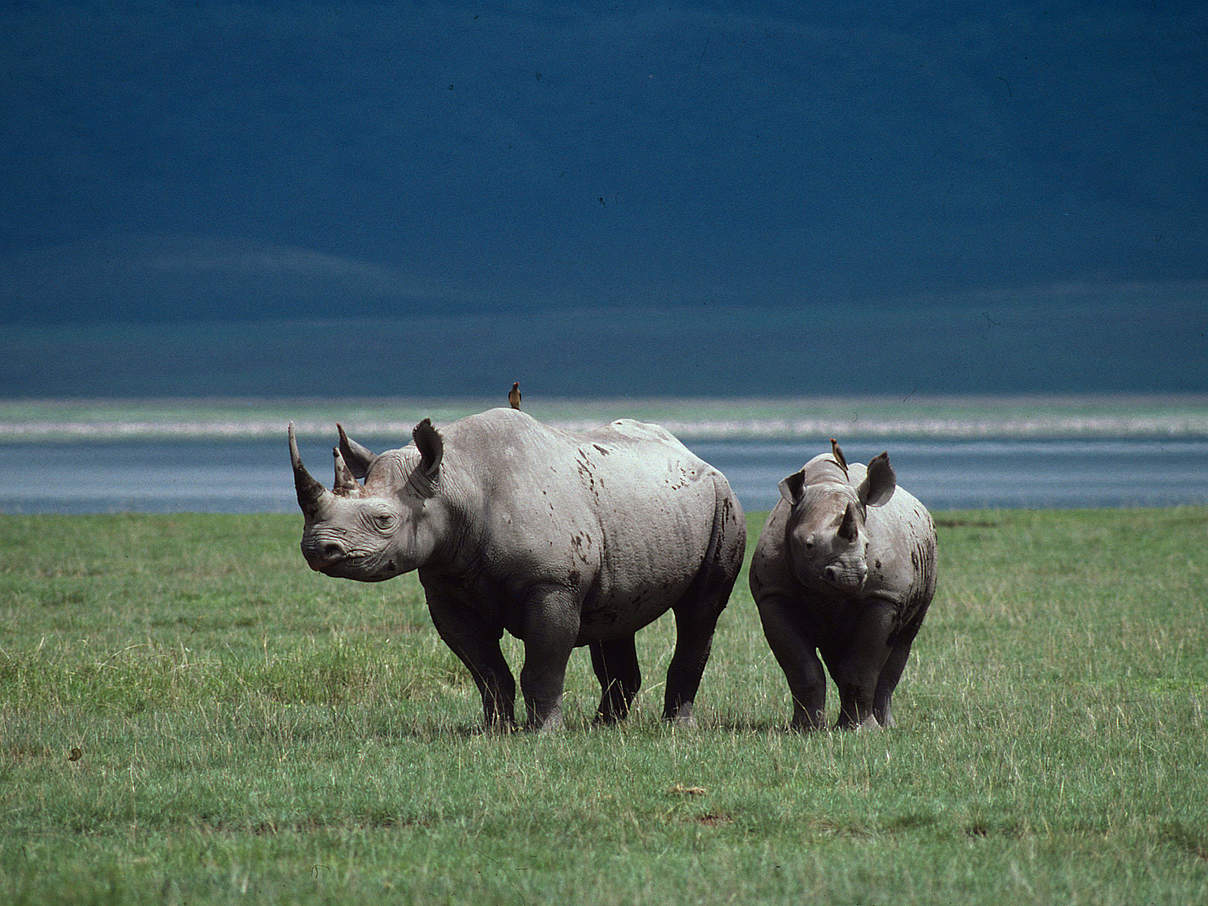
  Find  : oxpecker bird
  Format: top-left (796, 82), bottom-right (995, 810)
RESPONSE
top-left (830, 437), bottom-right (849, 479)
top-left (509, 381), bottom-right (522, 410)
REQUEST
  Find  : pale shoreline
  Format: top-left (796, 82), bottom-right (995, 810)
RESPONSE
top-left (3, 394), bottom-right (1208, 442)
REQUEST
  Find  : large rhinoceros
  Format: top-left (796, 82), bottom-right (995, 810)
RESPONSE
top-left (288, 407), bottom-right (746, 731)
top-left (749, 442), bottom-right (936, 730)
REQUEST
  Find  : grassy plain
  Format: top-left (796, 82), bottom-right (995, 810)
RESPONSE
top-left (1, 508), bottom-right (1206, 904)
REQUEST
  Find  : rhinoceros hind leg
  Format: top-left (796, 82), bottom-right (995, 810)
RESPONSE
top-left (872, 615), bottom-right (926, 728)
top-left (872, 640), bottom-right (913, 728)
top-left (590, 636), bottom-right (642, 724)
top-left (662, 483), bottom-right (744, 725)
top-left (519, 586), bottom-right (581, 732)
top-left (662, 583), bottom-right (732, 725)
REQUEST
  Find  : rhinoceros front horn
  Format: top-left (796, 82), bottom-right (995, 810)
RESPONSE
top-left (837, 500), bottom-right (859, 542)
top-left (288, 422), bottom-right (331, 517)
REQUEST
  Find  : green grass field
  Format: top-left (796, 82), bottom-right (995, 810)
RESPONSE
top-left (2, 508), bottom-right (1206, 904)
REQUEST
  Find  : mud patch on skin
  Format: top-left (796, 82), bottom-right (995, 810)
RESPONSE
top-left (669, 467), bottom-right (699, 491)
top-left (575, 449), bottom-right (603, 501)
top-left (570, 532), bottom-right (594, 563)
top-left (719, 495), bottom-right (734, 526)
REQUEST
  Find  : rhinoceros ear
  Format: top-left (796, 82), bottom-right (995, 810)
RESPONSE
top-left (778, 469), bottom-right (806, 505)
top-left (412, 418), bottom-right (443, 479)
top-left (337, 423), bottom-right (378, 479)
top-left (858, 451), bottom-right (896, 506)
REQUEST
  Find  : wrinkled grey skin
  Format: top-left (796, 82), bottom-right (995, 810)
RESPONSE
top-left (749, 446), bottom-right (936, 730)
top-left (289, 407), bottom-right (745, 732)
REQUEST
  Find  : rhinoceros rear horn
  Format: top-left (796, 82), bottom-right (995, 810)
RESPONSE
top-left (332, 447), bottom-right (361, 496)
top-left (337, 423), bottom-right (378, 479)
top-left (288, 422), bottom-right (331, 517)
top-left (412, 418), bottom-right (443, 478)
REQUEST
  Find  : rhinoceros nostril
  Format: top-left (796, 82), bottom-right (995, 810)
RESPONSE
top-left (823, 566), bottom-right (837, 582)
top-left (304, 539), bottom-right (347, 570)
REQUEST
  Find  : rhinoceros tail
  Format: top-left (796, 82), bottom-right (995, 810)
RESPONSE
top-left (691, 472), bottom-right (746, 612)
top-left (662, 473), bottom-right (747, 723)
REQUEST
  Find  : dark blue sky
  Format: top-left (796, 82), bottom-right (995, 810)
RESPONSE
top-left (1, 2), bottom-right (1205, 397)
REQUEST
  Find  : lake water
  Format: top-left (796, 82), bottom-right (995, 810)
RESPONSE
top-left (2, 435), bottom-right (1206, 514)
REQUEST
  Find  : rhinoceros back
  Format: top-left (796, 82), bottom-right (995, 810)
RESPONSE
top-left (434, 409), bottom-right (742, 633)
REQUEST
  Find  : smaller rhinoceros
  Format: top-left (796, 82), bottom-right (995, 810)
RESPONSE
top-left (749, 441), bottom-right (936, 730)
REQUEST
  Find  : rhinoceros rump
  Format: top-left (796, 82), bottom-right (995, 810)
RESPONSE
top-left (749, 443), bottom-right (936, 730)
top-left (289, 408), bottom-right (746, 731)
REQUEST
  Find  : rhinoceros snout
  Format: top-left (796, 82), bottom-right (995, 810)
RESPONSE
top-left (302, 538), bottom-right (347, 572)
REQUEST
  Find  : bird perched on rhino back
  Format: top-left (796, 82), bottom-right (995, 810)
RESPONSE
top-left (508, 381), bottom-right (522, 410)
top-left (830, 437), bottom-right (848, 478)
top-left (749, 439), bottom-right (936, 731)
top-left (288, 407), bottom-right (746, 732)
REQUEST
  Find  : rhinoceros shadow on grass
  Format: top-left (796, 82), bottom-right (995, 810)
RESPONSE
top-left (749, 441), bottom-right (937, 731)
top-left (288, 407), bottom-right (746, 732)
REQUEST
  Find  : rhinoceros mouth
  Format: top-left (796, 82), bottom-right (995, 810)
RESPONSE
top-left (325, 564), bottom-right (394, 582)
top-left (821, 563), bottom-right (867, 591)
top-left (310, 549), bottom-right (404, 582)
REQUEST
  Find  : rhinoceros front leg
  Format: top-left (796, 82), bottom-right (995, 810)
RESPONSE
top-left (756, 595), bottom-right (827, 730)
top-left (834, 599), bottom-right (897, 730)
top-left (589, 636), bottom-right (641, 724)
top-left (519, 586), bottom-right (581, 732)
top-left (427, 597), bottom-right (516, 731)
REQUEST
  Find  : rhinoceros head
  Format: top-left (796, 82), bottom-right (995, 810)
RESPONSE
top-left (288, 419), bottom-right (449, 581)
top-left (778, 444), bottom-right (896, 592)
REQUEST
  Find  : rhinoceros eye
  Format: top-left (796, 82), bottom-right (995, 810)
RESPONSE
top-left (371, 512), bottom-right (397, 533)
